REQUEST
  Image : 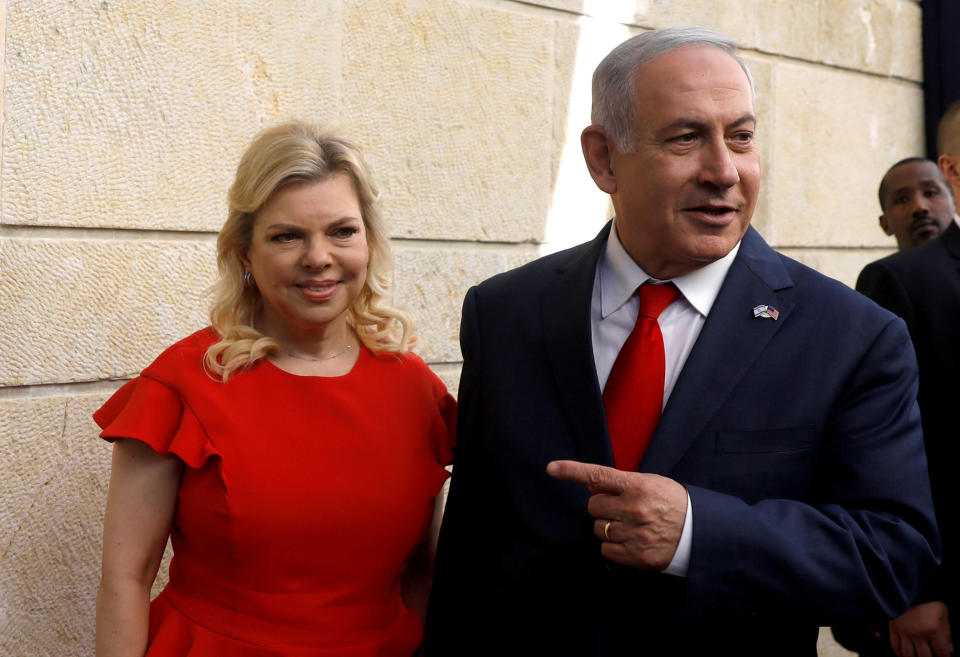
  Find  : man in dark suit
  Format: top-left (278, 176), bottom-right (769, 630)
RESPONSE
top-left (425, 27), bottom-right (939, 657)
top-left (855, 170), bottom-right (959, 657)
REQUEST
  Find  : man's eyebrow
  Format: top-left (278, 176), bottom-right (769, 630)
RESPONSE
top-left (891, 180), bottom-right (945, 195)
top-left (728, 114), bottom-right (757, 129)
top-left (657, 114), bottom-right (757, 134)
top-left (890, 185), bottom-right (919, 196)
top-left (657, 119), bottom-right (708, 135)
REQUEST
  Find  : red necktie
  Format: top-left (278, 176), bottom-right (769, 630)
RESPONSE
top-left (603, 282), bottom-right (679, 471)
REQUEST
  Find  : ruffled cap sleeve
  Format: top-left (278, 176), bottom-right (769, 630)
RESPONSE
top-left (94, 375), bottom-right (215, 469)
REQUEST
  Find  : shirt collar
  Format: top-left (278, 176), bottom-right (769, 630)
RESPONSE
top-left (599, 221), bottom-right (741, 319)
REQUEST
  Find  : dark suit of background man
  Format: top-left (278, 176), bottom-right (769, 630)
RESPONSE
top-left (856, 157), bottom-right (960, 657)
top-left (425, 27), bottom-right (939, 657)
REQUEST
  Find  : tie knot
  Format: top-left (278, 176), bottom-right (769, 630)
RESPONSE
top-left (637, 282), bottom-right (679, 319)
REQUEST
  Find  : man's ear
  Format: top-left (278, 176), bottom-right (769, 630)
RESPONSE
top-left (938, 154), bottom-right (960, 187)
top-left (878, 213), bottom-right (894, 237)
top-left (938, 154), bottom-right (960, 207)
top-left (581, 125), bottom-right (618, 194)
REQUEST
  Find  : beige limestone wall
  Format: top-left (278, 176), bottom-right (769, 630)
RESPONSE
top-left (0, 1), bottom-right (922, 655)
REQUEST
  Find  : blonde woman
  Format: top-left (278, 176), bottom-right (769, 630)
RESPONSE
top-left (95, 121), bottom-right (455, 657)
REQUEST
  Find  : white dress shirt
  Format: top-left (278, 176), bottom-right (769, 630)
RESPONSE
top-left (590, 222), bottom-right (740, 577)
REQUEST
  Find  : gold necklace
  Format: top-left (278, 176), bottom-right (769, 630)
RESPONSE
top-left (283, 344), bottom-right (353, 362)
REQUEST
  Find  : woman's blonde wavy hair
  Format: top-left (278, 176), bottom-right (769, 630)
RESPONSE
top-left (204, 120), bottom-right (413, 381)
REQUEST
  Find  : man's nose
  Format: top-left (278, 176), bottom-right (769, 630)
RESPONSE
top-left (911, 195), bottom-right (931, 217)
top-left (698, 140), bottom-right (740, 188)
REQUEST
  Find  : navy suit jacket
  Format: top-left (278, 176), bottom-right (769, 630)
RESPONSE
top-left (856, 220), bottom-right (960, 637)
top-left (425, 224), bottom-right (939, 657)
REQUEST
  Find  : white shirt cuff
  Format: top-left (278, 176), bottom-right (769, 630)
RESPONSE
top-left (662, 490), bottom-right (692, 577)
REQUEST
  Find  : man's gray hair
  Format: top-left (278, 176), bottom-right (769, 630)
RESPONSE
top-left (592, 26), bottom-right (756, 152)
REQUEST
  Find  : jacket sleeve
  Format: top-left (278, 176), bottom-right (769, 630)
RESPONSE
top-left (425, 286), bottom-right (492, 649)
top-left (856, 260), bottom-right (949, 607)
top-left (681, 316), bottom-right (940, 622)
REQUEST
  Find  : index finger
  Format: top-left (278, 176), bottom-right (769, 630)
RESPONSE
top-left (546, 460), bottom-right (626, 494)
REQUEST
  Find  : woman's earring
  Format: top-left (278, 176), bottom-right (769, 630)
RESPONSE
top-left (244, 270), bottom-right (254, 286)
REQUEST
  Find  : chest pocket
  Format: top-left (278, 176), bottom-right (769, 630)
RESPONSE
top-left (713, 426), bottom-right (819, 502)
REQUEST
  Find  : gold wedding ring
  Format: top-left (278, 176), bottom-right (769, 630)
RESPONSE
top-left (603, 520), bottom-right (612, 541)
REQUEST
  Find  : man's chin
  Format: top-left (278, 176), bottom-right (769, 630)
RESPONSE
top-left (689, 231), bottom-right (745, 260)
top-left (909, 227), bottom-right (942, 245)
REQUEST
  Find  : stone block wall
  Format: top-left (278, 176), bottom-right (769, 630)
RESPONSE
top-left (0, 1), bottom-right (922, 655)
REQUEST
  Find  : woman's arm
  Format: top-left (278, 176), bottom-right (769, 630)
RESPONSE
top-left (401, 484), bottom-right (447, 624)
top-left (96, 438), bottom-right (182, 657)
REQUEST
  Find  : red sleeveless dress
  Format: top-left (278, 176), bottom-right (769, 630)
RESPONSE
top-left (95, 328), bottom-right (456, 656)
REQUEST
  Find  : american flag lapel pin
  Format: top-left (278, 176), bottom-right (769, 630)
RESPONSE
top-left (752, 304), bottom-right (779, 320)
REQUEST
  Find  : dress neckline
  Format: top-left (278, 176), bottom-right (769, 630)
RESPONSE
top-left (261, 344), bottom-right (368, 380)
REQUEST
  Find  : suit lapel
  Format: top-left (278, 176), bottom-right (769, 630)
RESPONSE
top-left (641, 227), bottom-right (796, 474)
top-left (541, 223), bottom-right (614, 467)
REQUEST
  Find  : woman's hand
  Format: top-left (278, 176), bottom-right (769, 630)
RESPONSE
top-left (96, 439), bottom-right (181, 657)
